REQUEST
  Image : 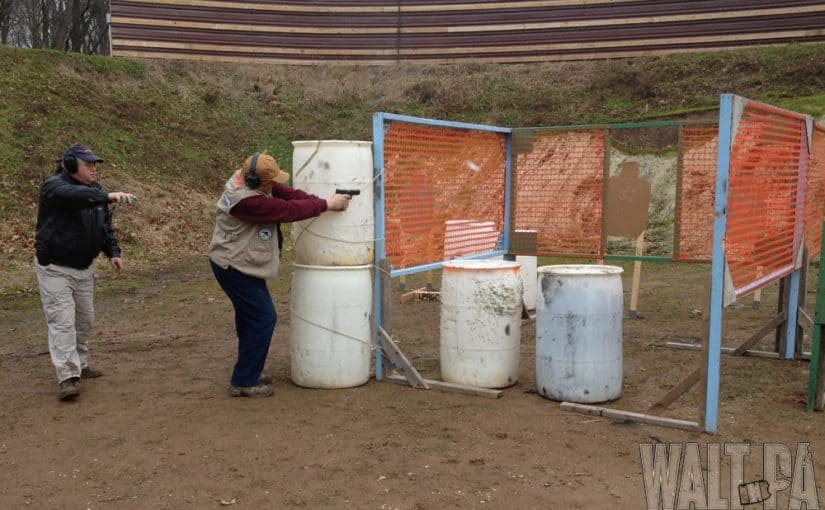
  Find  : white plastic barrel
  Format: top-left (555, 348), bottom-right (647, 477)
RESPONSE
top-left (289, 264), bottom-right (372, 388)
top-left (536, 265), bottom-right (624, 403)
top-left (440, 259), bottom-right (522, 388)
top-left (516, 255), bottom-right (537, 311)
top-left (291, 140), bottom-right (374, 266)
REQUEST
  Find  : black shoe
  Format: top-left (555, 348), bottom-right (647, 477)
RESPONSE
top-left (58, 378), bottom-right (80, 401)
top-left (81, 367), bottom-right (103, 379)
top-left (228, 384), bottom-right (274, 398)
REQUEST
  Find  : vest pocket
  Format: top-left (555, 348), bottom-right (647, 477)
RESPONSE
top-left (244, 227), bottom-right (276, 265)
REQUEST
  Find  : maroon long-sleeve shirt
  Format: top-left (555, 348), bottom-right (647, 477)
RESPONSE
top-left (230, 183), bottom-right (327, 224)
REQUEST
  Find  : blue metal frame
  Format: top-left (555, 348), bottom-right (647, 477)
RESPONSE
top-left (371, 112), bottom-right (513, 380)
top-left (378, 112), bottom-right (511, 134)
top-left (373, 113), bottom-right (387, 380)
top-left (706, 93), bottom-right (734, 433)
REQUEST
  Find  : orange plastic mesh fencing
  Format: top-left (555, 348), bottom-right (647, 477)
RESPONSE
top-left (511, 128), bottom-right (607, 257)
top-left (805, 123), bottom-right (825, 259)
top-left (382, 122), bottom-right (506, 271)
top-left (725, 102), bottom-right (805, 297)
top-left (674, 124), bottom-right (718, 262)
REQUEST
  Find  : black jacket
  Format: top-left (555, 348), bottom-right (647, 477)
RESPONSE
top-left (35, 170), bottom-right (121, 269)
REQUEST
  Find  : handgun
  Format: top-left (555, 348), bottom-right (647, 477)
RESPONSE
top-left (335, 188), bottom-right (361, 197)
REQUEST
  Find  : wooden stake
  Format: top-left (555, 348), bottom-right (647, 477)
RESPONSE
top-left (796, 246), bottom-right (809, 359)
top-left (628, 231), bottom-right (645, 319)
top-left (775, 276), bottom-right (790, 355)
top-left (698, 273), bottom-right (712, 430)
top-left (753, 266), bottom-right (763, 309)
top-left (379, 259), bottom-right (393, 378)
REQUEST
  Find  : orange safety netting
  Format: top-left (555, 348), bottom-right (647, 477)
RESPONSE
top-left (805, 123), bottom-right (825, 259)
top-left (382, 122), bottom-right (506, 271)
top-left (725, 101), bottom-right (805, 296)
top-left (511, 128), bottom-right (607, 257)
top-left (674, 124), bottom-right (718, 262)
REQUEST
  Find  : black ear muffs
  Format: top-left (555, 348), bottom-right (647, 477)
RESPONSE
top-left (244, 152), bottom-right (261, 189)
top-left (62, 153), bottom-right (78, 174)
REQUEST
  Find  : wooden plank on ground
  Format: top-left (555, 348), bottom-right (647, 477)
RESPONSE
top-left (666, 342), bottom-right (784, 359)
top-left (798, 308), bottom-right (813, 333)
top-left (400, 287), bottom-right (427, 303)
top-left (730, 313), bottom-right (786, 355)
top-left (378, 326), bottom-right (428, 389)
top-left (561, 402), bottom-right (700, 432)
top-left (649, 368), bottom-right (700, 412)
top-left (385, 374), bottom-right (502, 399)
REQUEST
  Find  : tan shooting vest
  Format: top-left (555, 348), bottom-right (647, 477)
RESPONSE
top-left (208, 170), bottom-right (280, 279)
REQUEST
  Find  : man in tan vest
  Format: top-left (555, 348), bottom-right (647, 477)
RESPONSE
top-left (209, 152), bottom-right (350, 397)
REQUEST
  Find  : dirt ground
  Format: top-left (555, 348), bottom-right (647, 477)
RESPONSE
top-left (1, 256), bottom-right (823, 509)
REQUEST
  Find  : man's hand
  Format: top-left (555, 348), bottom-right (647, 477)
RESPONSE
top-left (108, 192), bottom-right (137, 204)
top-left (109, 257), bottom-right (124, 272)
top-left (326, 193), bottom-right (352, 211)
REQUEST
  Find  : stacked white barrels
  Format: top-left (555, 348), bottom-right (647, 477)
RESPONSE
top-left (289, 141), bottom-right (374, 388)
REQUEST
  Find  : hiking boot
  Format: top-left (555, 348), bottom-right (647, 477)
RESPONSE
top-left (258, 370), bottom-right (272, 386)
top-left (58, 378), bottom-right (80, 401)
top-left (81, 367), bottom-right (103, 379)
top-left (228, 384), bottom-right (274, 398)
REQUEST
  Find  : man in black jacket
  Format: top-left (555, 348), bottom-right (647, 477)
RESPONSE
top-left (35, 144), bottom-right (136, 401)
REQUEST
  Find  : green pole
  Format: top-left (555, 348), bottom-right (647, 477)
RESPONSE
top-left (806, 221), bottom-right (825, 412)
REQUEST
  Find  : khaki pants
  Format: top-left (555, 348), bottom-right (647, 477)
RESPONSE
top-left (35, 259), bottom-right (95, 383)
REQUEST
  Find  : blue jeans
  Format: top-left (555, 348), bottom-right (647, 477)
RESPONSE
top-left (210, 260), bottom-right (276, 387)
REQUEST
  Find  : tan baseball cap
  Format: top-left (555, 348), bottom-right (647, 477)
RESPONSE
top-left (243, 153), bottom-right (290, 185)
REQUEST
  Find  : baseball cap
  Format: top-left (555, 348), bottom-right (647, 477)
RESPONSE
top-left (243, 153), bottom-right (290, 185)
top-left (64, 143), bottom-right (104, 163)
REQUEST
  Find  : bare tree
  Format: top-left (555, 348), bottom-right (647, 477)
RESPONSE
top-left (3, 0), bottom-right (109, 54)
top-left (0, 0), bottom-right (14, 45)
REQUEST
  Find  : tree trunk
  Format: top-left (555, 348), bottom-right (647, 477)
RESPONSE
top-left (39, 0), bottom-right (49, 49)
top-left (51, 0), bottom-right (71, 51)
top-left (0, 0), bottom-right (13, 46)
top-left (68, 0), bottom-right (83, 51)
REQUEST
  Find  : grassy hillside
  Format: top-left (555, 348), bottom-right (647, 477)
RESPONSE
top-left (2, 43), bottom-right (825, 294)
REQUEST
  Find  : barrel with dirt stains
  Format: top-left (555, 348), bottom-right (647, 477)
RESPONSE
top-left (291, 140), bottom-right (374, 266)
top-left (536, 265), bottom-right (624, 403)
top-left (289, 263), bottom-right (372, 388)
top-left (440, 259), bottom-right (522, 388)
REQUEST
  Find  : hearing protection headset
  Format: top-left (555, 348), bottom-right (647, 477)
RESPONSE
top-left (62, 151), bottom-right (79, 174)
top-left (244, 152), bottom-right (261, 189)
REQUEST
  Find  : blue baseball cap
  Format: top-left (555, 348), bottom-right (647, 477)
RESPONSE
top-left (64, 143), bottom-right (104, 163)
